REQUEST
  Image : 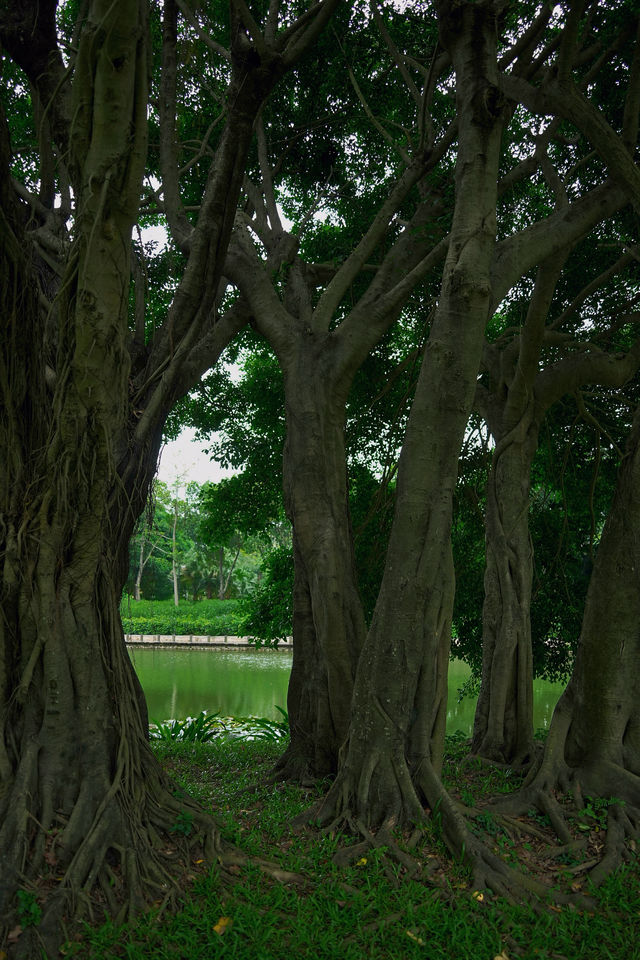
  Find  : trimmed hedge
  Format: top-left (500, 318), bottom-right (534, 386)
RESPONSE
top-left (121, 599), bottom-right (245, 636)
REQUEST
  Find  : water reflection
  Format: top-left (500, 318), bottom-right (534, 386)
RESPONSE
top-left (129, 646), bottom-right (565, 734)
top-left (129, 646), bottom-right (292, 723)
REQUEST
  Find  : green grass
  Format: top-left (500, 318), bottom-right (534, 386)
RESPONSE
top-left (120, 598), bottom-right (246, 636)
top-left (66, 737), bottom-right (640, 960)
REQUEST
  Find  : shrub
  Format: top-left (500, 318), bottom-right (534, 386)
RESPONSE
top-left (241, 545), bottom-right (293, 645)
top-left (149, 707), bottom-right (290, 743)
top-left (120, 598), bottom-right (246, 636)
top-left (150, 711), bottom-right (227, 743)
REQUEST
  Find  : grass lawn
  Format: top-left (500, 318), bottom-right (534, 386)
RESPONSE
top-left (68, 736), bottom-right (639, 960)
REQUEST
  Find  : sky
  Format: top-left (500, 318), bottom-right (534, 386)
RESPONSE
top-left (156, 427), bottom-right (235, 493)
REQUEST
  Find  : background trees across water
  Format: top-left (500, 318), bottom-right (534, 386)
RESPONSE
top-left (1, 0), bottom-right (639, 953)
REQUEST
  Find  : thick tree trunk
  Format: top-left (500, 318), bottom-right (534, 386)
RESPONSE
top-left (0, 225), bottom-right (221, 959)
top-left (275, 346), bottom-right (367, 779)
top-left (499, 407), bottom-right (640, 881)
top-left (472, 420), bottom-right (539, 764)
top-left (0, 7), bottom-right (220, 952)
top-left (0, 0), bottom-right (340, 948)
top-left (317, 0), bottom-right (504, 832)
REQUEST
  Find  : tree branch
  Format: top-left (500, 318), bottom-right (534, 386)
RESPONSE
top-left (279, 0), bottom-right (341, 67)
top-left (256, 115), bottom-right (283, 235)
top-left (623, 17), bottom-right (640, 152)
top-left (536, 338), bottom-right (640, 410)
top-left (550, 249), bottom-right (636, 331)
top-left (370, 0), bottom-right (421, 109)
top-left (175, 0), bottom-right (231, 60)
top-left (224, 224), bottom-right (296, 358)
top-left (491, 181), bottom-right (627, 308)
top-left (499, 72), bottom-right (640, 212)
top-left (312, 156), bottom-right (426, 330)
top-left (332, 27), bottom-right (412, 165)
top-left (160, 0), bottom-right (194, 253)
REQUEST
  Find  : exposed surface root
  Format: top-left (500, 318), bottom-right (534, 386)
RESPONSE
top-left (295, 753), bottom-right (584, 911)
top-left (0, 739), bottom-right (230, 959)
top-left (487, 760), bottom-right (640, 890)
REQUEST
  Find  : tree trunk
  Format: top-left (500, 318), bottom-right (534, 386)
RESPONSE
top-left (172, 501), bottom-right (180, 607)
top-left (275, 346), bottom-right (367, 779)
top-left (223, 545), bottom-right (241, 598)
top-left (0, 7), bottom-right (220, 952)
top-left (499, 406), bottom-right (640, 882)
top-left (472, 250), bottom-right (640, 767)
top-left (135, 537), bottom-right (146, 601)
top-left (316, 0), bottom-right (504, 832)
top-left (472, 418), bottom-right (539, 764)
top-left (0, 0), bottom-right (340, 947)
top-left (218, 546), bottom-right (225, 600)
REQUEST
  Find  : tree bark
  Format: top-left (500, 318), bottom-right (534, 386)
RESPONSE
top-left (473, 259), bottom-right (640, 766)
top-left (472, 416), bottom-right (538, 764)
top-left (498, 406), bottom-right (640, 883)
top-left (0, 6), bottom-right (222, 954)
top-left (316, 0), bottom-right (505, 832)
top-left (0, 0), bottom-right (341, 949)
top-left (275, 344), bottom-right (367, 779)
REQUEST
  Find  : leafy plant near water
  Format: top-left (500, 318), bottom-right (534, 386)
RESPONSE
top-left (149, 708), bottom-right (290, 743)
top-left (232, 706), bottom-right (290, 742)
top-left (151, 711), bottom-right (227, 743)
top-left (122, 614), bottom-right (243, 636)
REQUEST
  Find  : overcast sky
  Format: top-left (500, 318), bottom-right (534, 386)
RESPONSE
top-left (156, 427), bottom-right (234, 492)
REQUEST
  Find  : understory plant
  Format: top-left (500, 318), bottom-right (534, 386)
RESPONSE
top-left (150, 708), bottom-right (290, 744)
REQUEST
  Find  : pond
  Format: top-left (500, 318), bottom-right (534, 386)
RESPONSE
top-left (128, 645), bottom-right (565, 736)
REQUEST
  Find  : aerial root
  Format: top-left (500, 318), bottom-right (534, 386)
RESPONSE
top-left (537, 791), bottom-right (572, 845)
top-left (353, 819), bottom-right (424, 881)
top-left (587, 803), bottom-right (639, 887)
top-left (318, 807), bottom-right (437, 884)
top-left (493, 813), bottom-right (550, 843)
top-left (547, 837), bottom-right (589, 860)
top-left (220, 847), bottom-right (307, 886)
top-left (2, 763), bottom-right (232, 959)
top-left (486, 758), bottom-right (640, 889)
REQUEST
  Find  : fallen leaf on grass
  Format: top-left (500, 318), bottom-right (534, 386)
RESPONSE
top-left (213, 916), bottom-right (233, 936)
top-left (472, 890), bottom-right (484, 902)
top-left (493, 952), bottom-right (510, 960)
top-left (356, 857), bottom-right (368, 866)
top-left (7, 927), bottom-right (22, 943)
top-left (406, 930), bottom-right (425, 945)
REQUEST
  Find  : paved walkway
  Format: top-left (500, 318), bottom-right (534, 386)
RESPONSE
top-left (124, 634), bottom-right (292, 648)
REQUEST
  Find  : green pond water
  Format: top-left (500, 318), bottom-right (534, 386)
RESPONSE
top-left (128, 646), bottom-right (565, 735)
